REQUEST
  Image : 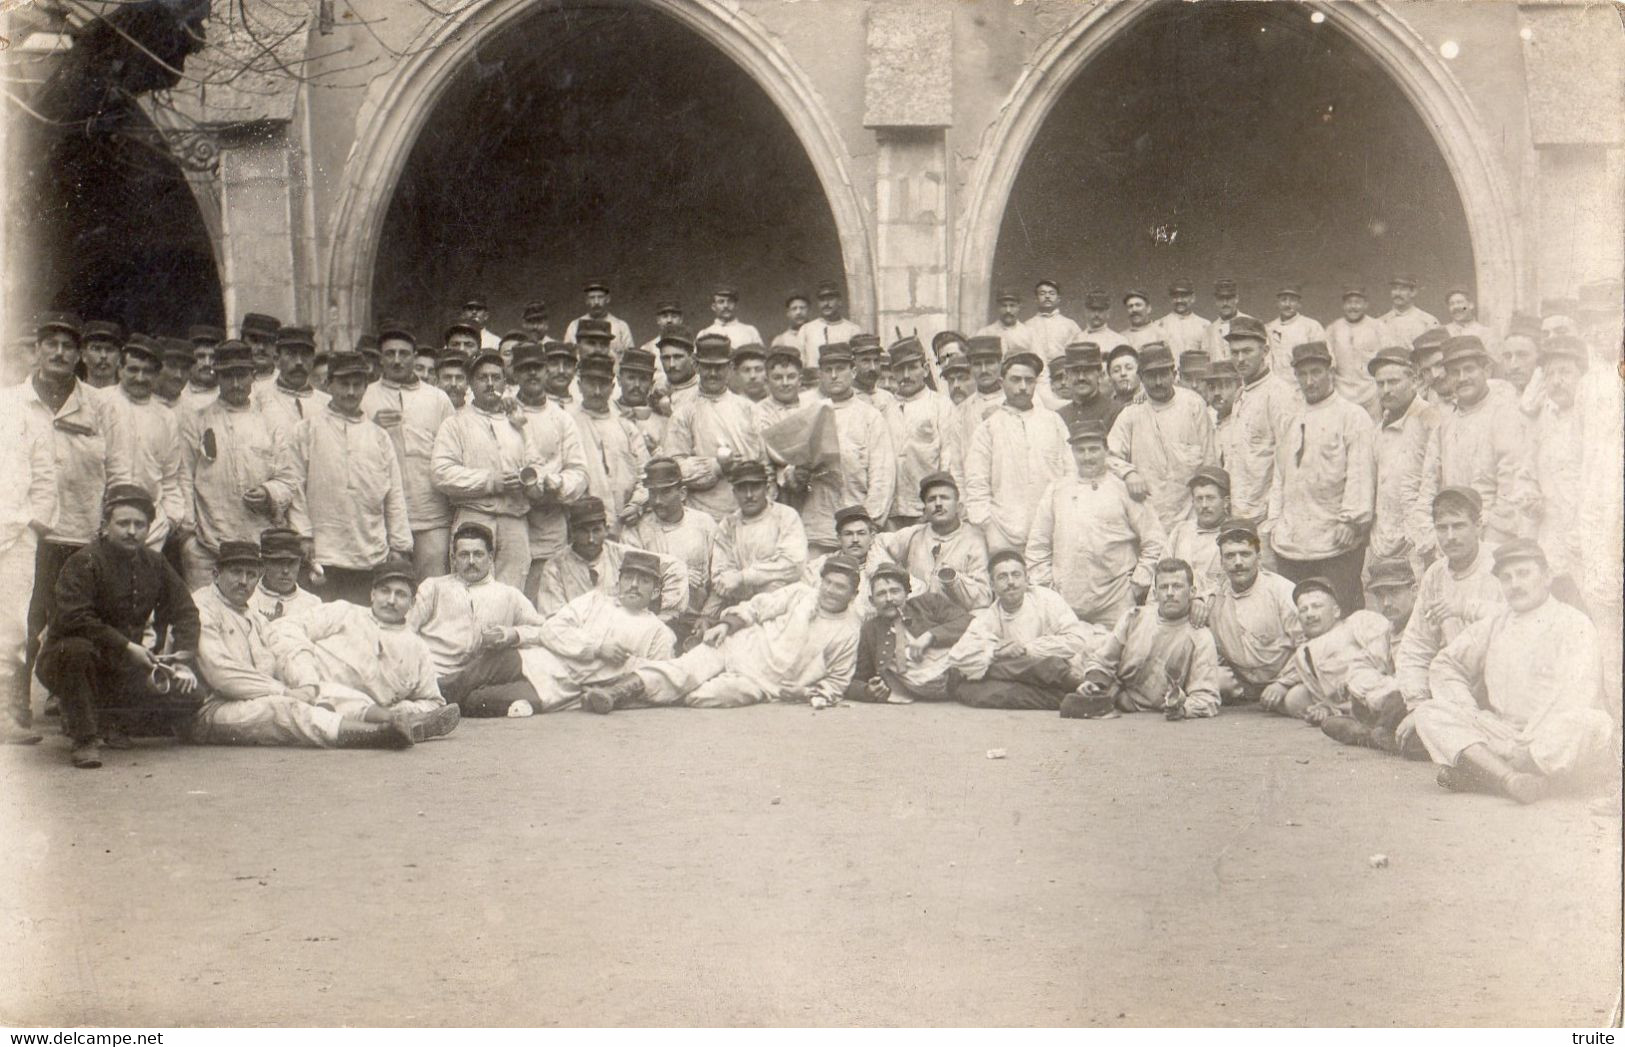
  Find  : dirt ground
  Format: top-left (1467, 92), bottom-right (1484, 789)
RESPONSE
top-left (1, 702), bottom-right (1619, 1028)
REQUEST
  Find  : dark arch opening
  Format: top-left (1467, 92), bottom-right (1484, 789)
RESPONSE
top-left (373, 3), bottom-right (845, 344)
top-left (990, 1), bottom-right (1477, 326)
top-left (8, 107), bottom-right (223, 336)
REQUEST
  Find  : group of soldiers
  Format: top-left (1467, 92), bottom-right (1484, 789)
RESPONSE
top-left (2, 273), bottom-right (1620, 807)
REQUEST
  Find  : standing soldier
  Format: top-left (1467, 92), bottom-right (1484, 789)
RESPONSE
top-left (362, 323), bottom-right (455, 579)
top-left (18, 313), bottom-right (132, 692)
top-left (795, 343), bottom-right (895, 556)
top-left (1223, 316), bottom-right (1300, 537)
top-left (1377, 273), bottom-right (1439, 350)
top-left (1200, 278), bottom-right (1249, 360)
top-left (1203, 360), bottom-right (1245, 478)
top-left (569, 352), bottom-right (648, 531)
top-left (636, 295), bottom-right (684, 357)
top-left (1443, 288), bottom-right (1495, 353)
top-left (78, 320), bottom-right (124, 392)
top-left (1121, 290), bottom-right (1165, 351)
top-left (1024, 279), bottom-right (1085, 368)
top-left (975, 288), bottom-right (1035, 356)
top-left (520, 300), bottom-right (551, 345)
top-left (432, 351), bottom-right (585, 592)
top-left (564, 277), bottom-right (634, 356)
top-left (0, 365), bottom-right (56, 742)
top-left (1106, 344), bottom-right (1140, 407)
top-left (1268, 341), bottom-right (1376, 612)
top-left (753, 345), bottom-right (807, 432)
top-left (612, 347), bottom-right (665, 453)
top-left (963, 351), bottom-right (1072, 554)
top-left (665, 333), bottom-right (767, 522)
top-left (887, 337), bottom-right (954, 528)
top-left (239, 312), bottom-right (281, 393)
top-left (1055, 342), bottom-right (1122, 435)
top-left (178, 325), bottom-right (223, 419)
top-left (1417, 335), bottom-right (1538, 553)
top-left (1106, 344), bottom-right (1218, 530)
top-left (1265, 283), bottom-right (1325, 377)
top-left (1325, 286), bottom-right (1385, 421)
top-left (285, 351), bottom-right (412, 604)
top-left (253, 326), bottom-right (328, 437)
top-left (1527, 335), bottom-right (1588, 589)
top-left (99, 335), bottom-right (185, 555)
top-left (176, 343), bottom-right (297, 590)
top-left (697, 283), bottom-right (762, 348)
top-left (1157, 278), bottom-right (1208, 357)
top-left (797, 280), bottom-right (862, 370)
top-left (657, 328), bottom-right (701, 411)
top-left (849, 334), bottom-right (902, 430)
top-left (772, 290), bottom-right (811, 352)
top-left (945, 335), bottom-right (1008, 478)
top-left (1366, 346), bottom-right (1439, 581)
top-left (1027, 420), bottom-right (1166, 628)
top-left (1080, 288), bottom-right (1118, 345)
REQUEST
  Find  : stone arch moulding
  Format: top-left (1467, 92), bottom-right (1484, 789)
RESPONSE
top-left (952, 0), bottom-right (1523, 330)
top-left (324, 0), bottom-right (875, 341)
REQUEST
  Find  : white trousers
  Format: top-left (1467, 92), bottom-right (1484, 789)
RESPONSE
top-left (632, 645), bottom-right (776, 709)
top-left (0, 533), bottom-right (35, 711)
top-left (188, 695), bottom-right (344, 748)
top-left (1412, 700), bottom-right (1615, 777)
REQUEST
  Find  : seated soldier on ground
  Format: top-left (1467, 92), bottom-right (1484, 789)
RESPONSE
top-left (943, 550), bottom-right (1104, 711)
top-left (518, 549), bottom-right (675, 712)
top-left (408, 523), bottom-right (548, 717)
top-left (247, 527), bottom-right (321, 624)
top-left (36, 485), bottom-right (202, 769)
top-left (1063, 558), bottom-right (1220, 721)
top-left (536, 497), bottom-right (687, 625)
top-left (1206, 517), bottom-right (1304, 704)
top-left (1392, 486), bottom-right (1504, 712)
top-left (707, 459), bottom-right (808, 614)
top-left (1364, 558), bottom-right (1418, 636)
top-left (267, 555), bottom-right (460, 742)
top-left (1261, 577), bottom-right (1402, 737)
top-left (1401, 538), bottom-right (1616, 805)
top-left (582, 555), bottom-right (863, 713)
top-left (844, 563), bottom-right (974, 704)
top-left (875, 471), bottom-right (993, 611)
top-left (187, 543), bottom-right (416, 751)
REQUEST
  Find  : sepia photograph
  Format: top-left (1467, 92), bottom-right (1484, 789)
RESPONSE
top-left (0, 0), bottom-right (1621, 1032)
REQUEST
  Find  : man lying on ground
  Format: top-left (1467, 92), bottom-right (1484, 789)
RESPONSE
top-left (1063, 558), bottom-right (1219, 720)
top-left (1260, 577), bottom-right (1399, 730)
top-left (582, 555), bottom-right (862, 713)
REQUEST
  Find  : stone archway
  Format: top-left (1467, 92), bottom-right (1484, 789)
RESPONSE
top-left (953, 0), bottom-right (1521, 329)
top-left (324, 0), bottom-right (874, 344)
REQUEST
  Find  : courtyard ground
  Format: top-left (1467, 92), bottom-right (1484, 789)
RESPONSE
top-left (1, 702), bottom-right (1619, 1027)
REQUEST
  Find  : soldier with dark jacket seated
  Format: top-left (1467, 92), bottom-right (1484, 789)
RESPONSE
top-left (36, 484), bottom-right (201, 769)
top-left (845, 563), bottom-right (974, 704)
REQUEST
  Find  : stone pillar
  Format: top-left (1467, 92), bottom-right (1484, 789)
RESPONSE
top-left (1519, 4), bottom-right (1625, 302)
top-left (215, 124), bottom-right (301, 334)
top-left (865, 5), bottom-right (952, 344)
